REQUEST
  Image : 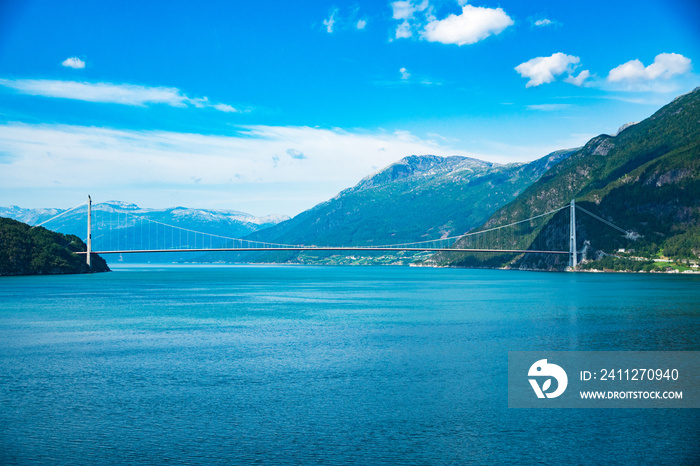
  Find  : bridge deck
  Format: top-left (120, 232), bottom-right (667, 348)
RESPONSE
top-left (76, 247), bottom-right (569, 255)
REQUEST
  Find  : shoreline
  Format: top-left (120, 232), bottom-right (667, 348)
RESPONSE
top-left (100, 260), bottom-right (700, 275)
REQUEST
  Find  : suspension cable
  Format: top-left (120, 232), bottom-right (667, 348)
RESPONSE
top-left (32, 201), bottom-right (88, 228)
top-left (91, 201), bottom-right (571, 251)
top-left (575, 205), bottom-right (630, 235)
top-left (369, 204), bottom-right (569, 248)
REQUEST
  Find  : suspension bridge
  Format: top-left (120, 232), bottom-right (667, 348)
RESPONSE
top-left (35, 196), bottom-right (636, 269)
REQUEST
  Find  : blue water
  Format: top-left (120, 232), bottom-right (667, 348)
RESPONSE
top-left (1, 266), bottom-right (699, 464)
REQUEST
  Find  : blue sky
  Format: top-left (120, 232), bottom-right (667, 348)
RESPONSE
top-left (0, 0), bottom-right (698, 216)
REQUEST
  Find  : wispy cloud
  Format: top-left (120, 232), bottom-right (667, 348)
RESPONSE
top-left (529, 17), bottom-right (562, 29)
top-left (374, 68), bottom-right (442, 87)
top-left (395, 20), bottom-right (413, 39)
top-left (0, 78), bottom-right (241, 112)
top-left (426, 132), bottom-right (460, 144)
top-left (391, 0), bottom-right (427, 21)
top-left (212, 103), bottom-right (239, 113)
top-left (531, 18), bottom-right (561, 28)
top-left (323, 9), bottom-right (337, 33)
top-left (527, 104), bottom-right (573, 111)
top-left (61, 57), bottom-right (85, 69)
top-left (0, 123), bottom-right (465, 214)
top-left (321, 7), bottom-right (367, 34)
top-left (602, 95), bottom-right (674, 106)
top-left (391, 0), bottom-right (428, 39)
top-left (564, 69), bottom-right (591, 87)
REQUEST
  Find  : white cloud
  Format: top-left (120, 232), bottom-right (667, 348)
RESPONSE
top-left (527, 104), bottom-right (572, 111)
top-left (323, 10), bottom-right (336, 33)
top-left (603, 95), bottom-right (674, 106)
top-left (322, 8), bottom-right (367, 34)
top-left (534, 19), bottom-right (553, 27)
top-left (391, 1), bottom-right (426, 20)
top-left (0, 78), bottom-right (240, 112)
top-left (564, 69), bottom-right (591, 87)
top-left (608, 53), bottom-right (691, 83)
top-left (0, 123), bottom-right (465, 215)
top-left (212, 103), bottom-right (239, 113)
top-left (374, 69), bottom-right (443, 86)
top-left (395, 21), bottom-right (413, 39)
top-left (421, 4), bottom-right (513, 46)
top-left (391, 0), bottom-right (429, 39)
top-left (61, 57), bottom-right (85, 69)
top-left (515, 53), bottom-right (580, 87)
top-left (0, 79), bottom-right (188, 106)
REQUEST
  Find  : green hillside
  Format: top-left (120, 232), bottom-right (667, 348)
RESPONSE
top-left (435, 87), bottom-right (700, 271)
top-left (209, 150), bottom-right (574, 264)
top-left (0, 217), bottom-right (110, 275)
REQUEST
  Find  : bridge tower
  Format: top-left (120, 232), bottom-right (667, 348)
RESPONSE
top-left (569, 199), bottom-right (577, 268)
top-left (87, 195), bottom-right (92, 268)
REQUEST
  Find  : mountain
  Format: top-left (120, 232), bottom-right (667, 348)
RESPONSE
top-left (434, 87), bottom-right (700, 271)
top-left (212, 149), bottom-right (575, 264)
top-left (0, 202), bottom-right (289, 263)
top-left (0, 206), bottom-right (64, 226)
top-left (0, 217), bottom-right (109, 275)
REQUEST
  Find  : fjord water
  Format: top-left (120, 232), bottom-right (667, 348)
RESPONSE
top-left (1, 266), bottom-right (698, 464)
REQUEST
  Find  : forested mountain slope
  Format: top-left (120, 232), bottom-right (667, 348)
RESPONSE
top-left (434, 87), bottom-right (700, 271)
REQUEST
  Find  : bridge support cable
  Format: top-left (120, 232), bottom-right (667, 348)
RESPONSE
top-left (575, 204), bottom-right (631, 235)
top-left (361, 205), bottom-right (570, 251)
top-left (31, 201), bottom-right (88, 229)
top-left (84, 198), bottom-right (572, 255)
top-left (89, 207), bottom-right (308, 252)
